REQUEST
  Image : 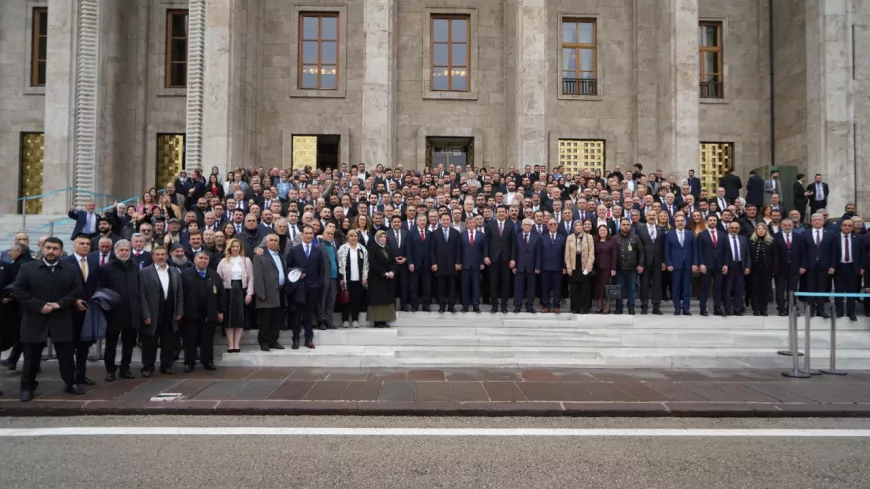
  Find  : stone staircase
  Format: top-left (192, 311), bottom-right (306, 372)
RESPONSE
top-left (219, 307), bottom-right (870, 370)
top-left (0, 214), bottom-right (75, 249)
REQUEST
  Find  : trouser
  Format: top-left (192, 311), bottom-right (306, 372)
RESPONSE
top-left (724, 267), bottom-right (745, 312)
top-left (775, 272), bottom-right (798, 313)
top-left (436, 275), bottom-right (456, 307)
top-left (312, 283), bottom-right (325, 327)
top-left (750, 272), bottom-right (773, 313)
top-left (74, 340), bottom-right (93, 382)
top-left (140, 317), bottom-right (177, 371)
top-left (699, 270), bottom-right (724, 310)
top-left (834, 265), bottom-right (859, 316)
top-left (541, 270), bottom-right (563, 309)
top-left (569, 271), bottom-right (591, 313)
top-left (806, 268), bottom-right (830, 312)
top-left (4, 342), bottom-right (22, 366)
top-left (104, 329), bottom-right (136, 373)
top-left (21, 341), bottom-right (74, 390)
top-left (671, 269), bottom-right (692, 312)
top-left (321, 279), bottom-right (337, 327)
top-left (488, 260), bottom-right (512, 305)
top-left (182, 319), bottom-right (216, 366)
top-left (615, 270), bottom-right (637, 310)
top-left (292, 286), bottom-right (320, 342)
top-left (514, 271), bottom-right (536, 308)
top-left (409, 268), bottom-right (431, 308)
top-left (395, 265), bottom-right (409, 309)
top-left (461, 269), bottom-right (481, 307)
top-left (744, 273), bottom-right (753, 306)
top-left (258, 305), bottom-right (284, 346)
top-left (639, 264), bottom-right (662, 307)
top-left (341, 281), bottom-right (364, 322)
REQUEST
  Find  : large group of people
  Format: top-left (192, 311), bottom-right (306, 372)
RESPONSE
top-left (0, 162), bottom-right (867, 401)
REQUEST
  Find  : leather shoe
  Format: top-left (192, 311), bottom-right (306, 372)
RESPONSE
top-left (305, 340), bottom-right (316, 349)
top-left (183, 364), bottom-right (194, 373)
top-left (317, 325), bottom-right (327, 331)
top-left (203, 363), bottom-right (217, 371)
top-left (526, 308), bottom-right (536, 314)
top-left (77, 377), bottom-right (96, 386)
top-left (652, 307), bottom-right (663, 315)
top-left (554, 308), bottom-right (561, 314)
top-left (438, 306), bottom-right (446, 313)
top-left (159, 368), bottom-right (176, 375)
top-left (269, 343), bottom-right (285, 350)
top-left (461, 306), bottom-right (469, 313)
top-left (291, 340), bottom-right (300, 350)
top-left (421, 307), bottom-right (431, 312)
top-left (640, 307), bottom-right (648, 315)
top-left (490, 303), bottom-right (499, 314)
top-left (65, 385), bottom-right (85, 395)
top-left (513, 306), bottom-right (521, 313)
top-left (674, 310), bottom-right (681, 316)
top-left (104, 372), bottom-right (116, 382)
top-left (818, 311), bottom-right (831, 319)
top-left (0, 359), bottom-right (15, 370)
top-left (448, 306), bottom-right (457, 313)
top-left (700, 310), bottom-right (708, 317)
top-left (849, 315), bottom-right (858, 322)
top-left (141, 370), bottom-right (153, 378)
top-left (542, 308), bottom-right (550, 313)
top-left (627, 308), bottom-right (635, 315)
top-left (473, 306), bottom-right (481, 313)
top-left (19, 390), bottom-right (33, 402)
top-left (119, 370), bottom-right (135, 380)
top-left (501, 306), bottom-right (508, 313)
top-left (260, 343), bottom-right (270, 352)
top-left (683, 311), bottom-right (692, 316)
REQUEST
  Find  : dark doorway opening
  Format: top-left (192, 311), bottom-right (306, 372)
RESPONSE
top-left (426, 136), bottom-right (474, 170)
top-left (317, 135), bottom-right (340, 170)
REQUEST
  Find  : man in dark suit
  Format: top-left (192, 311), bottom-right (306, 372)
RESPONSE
top-left (254, 233), bottom-right (287, 351)
top-left (807, 173), bottom-right (829, 215)
top-left (723, 221), bottom-right (751, 315)
top-left (286, 225), bottom-right (324, 349)
top-left (138, 245), bottom-right (183, 376)
top-left (0, 242), bottom-right (33, 371)
top-left (513, 218), bottom-right (542, 313)
top-left (430, 214), bottom-right (461, 313)
top-left (745, 170), bottom-right (764, 207)
top-left (408, 215), bottom-right (432, 312)
top-left (13, 237), bottom-right (84, 401)
top-left (665, 214), bottom-right (698, 315)
top-left (483, 206), bottom-right (516, 313)
top-left (719, 169), bottom-right (742, 203)
top-left (386, 215), bottom-right (411, 311)
top-left (459, 217), bottom-right (485, 312)
top-left (831, 218), bottom-right (864, 321)
top-left (687, 169), bottom-right (702, 199)
top-left (636, 210), bottom-right (666, 315)
top-left (68, 201), bottom-right (100, 239)
top-left (130, 233), bottom-right (154, 270)
top-left (792, 173), bottom-right (809, 224)
top-left (179, 251), bottom-right (225, 371)
top-left (696, 215), bottom-right (728, 316)
top-left (61, 234), bottom-right (101, 385)
top-left (803, 212), bottom-right (835, 318)
top-left (773, 219), bottom-right (805, 316)
top-left (540, 219), bottom-right (567, 313)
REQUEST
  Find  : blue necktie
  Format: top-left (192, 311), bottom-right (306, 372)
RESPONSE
top-left (197, 270), bottom-right (206, 279)
top-left (305, 245), bottom-right (310, 258)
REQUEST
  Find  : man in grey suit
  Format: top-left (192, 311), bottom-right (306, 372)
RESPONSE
top-left (763, 170), bottom-right (782, 206)
top-left (636, 210), bottom-right (667, 315)
top-left (138, 245), bottom-right (184, 376)
top-left (253, 233), bottom-right (286, 351)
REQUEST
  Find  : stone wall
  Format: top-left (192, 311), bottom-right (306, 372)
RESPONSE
top-left (772, 0), bottom-right (807, 175)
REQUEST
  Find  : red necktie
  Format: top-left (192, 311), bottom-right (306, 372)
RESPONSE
top-left (786, 234), bottom-right (791, 249)
top-left (101, 254), bottom-right (107, 266)
top-left (499, 222), bottom-right (503, 237)
top-left (470, 231), bottom-right (475, 247)
top-left (420, 230), bottom-right (425, 242)
top-left (712, 231), bottom-right (717, 247)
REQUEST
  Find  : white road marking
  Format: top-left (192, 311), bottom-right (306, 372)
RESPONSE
top-left (0, 428), bottom-right (868, 438)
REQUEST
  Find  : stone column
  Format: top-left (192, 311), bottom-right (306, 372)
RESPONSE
top-left (360, 0), bottom-right (397, 166)
top-left (514, 0), bottom-right (548, 169)
top-left (200, 0), bottom-right (246, 173)
top-left (655, 0), bottom-right (699, 177)
top-left (185, 0), bottom-right (206, 170)
top-left (43, 0), bottom-right (101, 212)
top-left (805, 0), bottom-right (855, 215)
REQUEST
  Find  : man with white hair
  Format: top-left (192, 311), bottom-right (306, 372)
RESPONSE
top-left (100, 240), bottom-right (142, 381)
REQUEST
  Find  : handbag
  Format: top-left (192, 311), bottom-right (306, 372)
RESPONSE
top-left (604, 276), bottom-right (622, 300)
top-left (336, 285), bottom-right (350, 304)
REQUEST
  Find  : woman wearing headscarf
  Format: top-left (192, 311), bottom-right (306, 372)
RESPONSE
top-left (564, 220), bottom-right (595, 314)
top-left (366, 230), bottom-right (396, 328)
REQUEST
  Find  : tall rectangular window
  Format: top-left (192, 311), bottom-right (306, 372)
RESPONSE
top-left (31, 7), bottom-right (48, 87)
top-left (561, 19), bottom-right (597, 96)
top-left (165, 10), bottom-right (189, 88)
top-left (299, 13), bottom-right (339, 90)
top-left (558, 139), bottom-right (605, 176)
top-left (699, 142), bottom-right (733, 195)
top-left (430, 15), bottom-right (470, 92)
top-left (699, 22), bottom-right (723, 98)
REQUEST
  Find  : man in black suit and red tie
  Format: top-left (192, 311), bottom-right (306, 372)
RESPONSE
top-left (430, 214), bottom-right (461, 313)
top-left (831, 218), bottom-right (864, 321)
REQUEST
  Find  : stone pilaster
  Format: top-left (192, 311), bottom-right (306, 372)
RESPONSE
top-left (805, 0), bottom-right (855, 215)
top-left (185, 0), bottom-right (206, 170)
top-left (655, 0), bottom-right (699, 177)
top-left (514, 0), bottom-right (548, 169)
top-left (360, 0), bottom-right (397, 167)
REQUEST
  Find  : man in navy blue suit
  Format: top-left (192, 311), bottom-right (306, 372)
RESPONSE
top-left (803, 212), bottom-right (835, 318)
top-left (68, 201), bottom-right (100, 240)
top-left (386, 215), bottom-right (412, 311)
top-left (513, 218), bottom-right (541, 313)
top-left (665, 214), bottom-right (698, 315)
top-left (408, 215), bottom-right (432, 312)
top-left (459, 217), bottom-right (485, 312)
top-left (723, 221), bottom-right (751, 315)
top-left (430, 214), bottom-right (461, 313)
top-left (773, 218), bottom-right (806, 316)
top-left (286, 225), bottom-right (324, 349)
top-left (831, 218), bottom-right (864, 321)
top-left (696, 214), bottom-right (728, 316)
top-left (540, 219), bottom-right (567, 313)
top-left (62, 234), bottom-right (101, 385)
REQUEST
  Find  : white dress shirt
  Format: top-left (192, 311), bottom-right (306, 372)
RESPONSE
top-left (155, 263), bottom-right (170, 299)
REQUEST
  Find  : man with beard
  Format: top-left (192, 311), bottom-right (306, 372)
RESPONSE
top-left (89, 217), bottom-right (120, 250)
top-left (100, 240), bottom-right (142, 381)
top-left (138, 246), bottom-right (183, 376)
top-left (169, 242), bottom-right (193, 272)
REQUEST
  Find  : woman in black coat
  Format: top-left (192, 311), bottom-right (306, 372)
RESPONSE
top-left (366, 230), bottom-right (396, 328)
top-left (748, 222), bottom-right (778, 316)
top-left (99, 240), bottom-right (142, 380)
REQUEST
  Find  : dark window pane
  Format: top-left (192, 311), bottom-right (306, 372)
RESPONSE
top-left (451, 43), bottom-right (466, 67)
top-left (302, 41), bottom-right (318, 64)
top-left (171, 14), bottom-right (188, 38)
top-left (321, 41), bottom-right (336, 64)
top-left (321, 68), bottom-right (337, 89)
top-left (562, 22), bottom-right (576, 44)
top-left (38, 38), bottom-right (46, 60)
top-left (302, 16), bottom-right (319, 39)
top-left (433, 19), bottom-right (449, 42)
top-left (451, 73), bottom-right (467, 91)
top-left (433, 43), bottom-right (448, 66)
top-left (432, 68), bottom-right (448, 90)
top-left (579, 22), bottom-right (594, 44)
top-left (704, 51), bottom-right (718, 73)
top-left (452, 19), bottom-right (467, 42)
top-left (170, 63), bottom-right (187, 86)
top-left (36, 62), bottom-right (46, 86)
top-left (301, 64), bottom-right (318, 88)
top-left (171, 39), bottom-right (188, 62)
top-left (322, 17), bottom-right (337, 40)
top-left (38, 10), bottom-right (47, 34)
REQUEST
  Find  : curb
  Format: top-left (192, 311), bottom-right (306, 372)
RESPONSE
top-left (2, 400), bottom-right (870, 417)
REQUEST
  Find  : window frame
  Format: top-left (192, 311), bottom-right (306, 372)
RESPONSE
top-left (165, 9), bottom-right (189, 89)
top-left (429, 14), bottom-right (471, 93)
top-left (560, 18), bottom-right (597, 95)
top-left (698, 21), bottom-right (723, 99)
top-left (297, 12), bottom-right (340, 91)
top-left (31, 7), bottom-right (47, 87)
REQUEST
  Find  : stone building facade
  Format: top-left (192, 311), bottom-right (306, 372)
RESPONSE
top-left (0, 0), bottom-right (867, 215)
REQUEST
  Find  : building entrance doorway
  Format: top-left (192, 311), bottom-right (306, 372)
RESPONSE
top-left (292, 135), bottom-right (340, 170)
top-left (426, 137), bottom-right (474, 170)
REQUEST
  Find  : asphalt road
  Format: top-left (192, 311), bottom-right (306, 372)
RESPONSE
top-left (0, 417), bottom-right (867, 489)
